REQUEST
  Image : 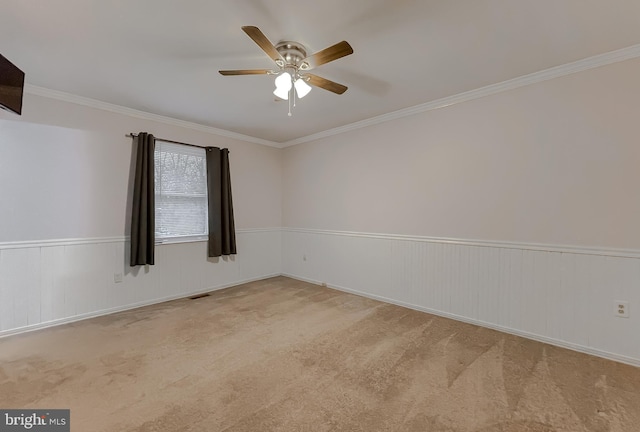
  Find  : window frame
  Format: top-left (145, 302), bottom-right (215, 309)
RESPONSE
top-left (153, 140), bottom-right (209, 245)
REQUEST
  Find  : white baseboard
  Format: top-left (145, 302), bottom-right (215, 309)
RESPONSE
top-left (0, 273), bottom-right (280, 339)
top-left (282, 273), bottom-right (640, 368)
top-left (5, 265), bottom-right (639, 369)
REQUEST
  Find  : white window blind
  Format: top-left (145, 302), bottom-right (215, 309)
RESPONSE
top-left (154, 141), bottom-right (208, 242)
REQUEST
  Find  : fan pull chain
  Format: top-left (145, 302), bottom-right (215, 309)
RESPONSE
top-left (293, 85), bottom-right (297, 108)
top-left (288, 87), bottom-right (292, 116)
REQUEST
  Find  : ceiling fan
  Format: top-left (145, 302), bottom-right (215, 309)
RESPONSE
top-left (219, 26), bottom-right (353, 115)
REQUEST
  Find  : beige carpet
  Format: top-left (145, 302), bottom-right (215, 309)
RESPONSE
top-left (1, 276), bottom-right (639, 431)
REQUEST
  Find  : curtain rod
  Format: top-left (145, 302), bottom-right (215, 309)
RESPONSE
top-left (126, 133), bottom-right (211, 150)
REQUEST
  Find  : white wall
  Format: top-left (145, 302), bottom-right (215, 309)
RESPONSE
top-left (283, 58), bottom-right (640, 249)
top-left (282, 58), bottom-right (640, 366)
top-left (1, 93), bottom-right (282, 242)
top-left (0, 93), bottom-right (282, 335)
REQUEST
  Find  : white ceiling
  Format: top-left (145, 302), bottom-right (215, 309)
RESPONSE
top-left (2, 0), bottom-right (640, 144)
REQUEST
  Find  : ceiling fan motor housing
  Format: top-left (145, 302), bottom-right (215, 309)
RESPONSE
top-left (275, 41), bottom-right (308, 70)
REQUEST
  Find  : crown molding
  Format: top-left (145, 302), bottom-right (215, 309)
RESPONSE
top-left (282, 43), bottom-right (640, 147)
top-left (24, 85), bottom-right (282, 148)
top-left (24, 43), bottom-right (640, 149)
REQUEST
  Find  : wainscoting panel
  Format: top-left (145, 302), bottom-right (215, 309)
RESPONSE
top-left (282, 228), bottom-right (640, 366)
top-left (0, 229), bottom-right (281, 336)
top-left (4, 227), bottom-right (639, 365)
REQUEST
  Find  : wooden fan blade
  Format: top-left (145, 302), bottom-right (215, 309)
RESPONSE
top-left (305, 74), bottom-right (348, 95)
top-left (300, 41), bottom-right (353, 70)
top-left (219, 69), bottom-right (272, 76)
top-left (241, 26), bottom-right (284, 64)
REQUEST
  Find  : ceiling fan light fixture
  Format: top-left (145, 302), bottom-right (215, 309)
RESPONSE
top-left (274, 72), bottom-right (292, 91)
top-left (273, 71), bottom-right (292, 100)
top-left (273, 86), bottom-right (289, 100)
top-left (294, 78), bottom-right (312, 98)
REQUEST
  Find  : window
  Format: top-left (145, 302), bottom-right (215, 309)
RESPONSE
top-left (154, 141), bottom-right (208, 242)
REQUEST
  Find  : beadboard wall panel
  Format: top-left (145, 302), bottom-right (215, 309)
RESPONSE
top-left (282, 229), bottom-right (640, 366)
top-left (0, 229), bottom-right (281, 336)
top-left (4, 227), bottom-right (639, 366)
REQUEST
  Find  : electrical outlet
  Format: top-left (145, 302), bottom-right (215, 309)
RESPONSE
top-left (114, 273), bottom-right (123, 283)
top-left (614, 300), bottom-right (629, 318)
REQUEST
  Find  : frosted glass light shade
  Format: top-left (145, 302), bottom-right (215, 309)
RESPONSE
top-left (294, 78), bottom-right (312, 98)
top-left (273, 72), bottom-right (292, 100)
top-left (275, 72), bottom-right (292, 90)
top-left (273, 86), bottom-right (289, 100)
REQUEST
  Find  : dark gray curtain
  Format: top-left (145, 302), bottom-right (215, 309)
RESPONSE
top-left (206, 147), bottom-right (236, 257)
top-left (130, 132), bottom-right (155, 266)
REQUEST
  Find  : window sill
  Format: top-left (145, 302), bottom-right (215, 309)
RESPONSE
top-left (156, 235), bottom-right (208, 245)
